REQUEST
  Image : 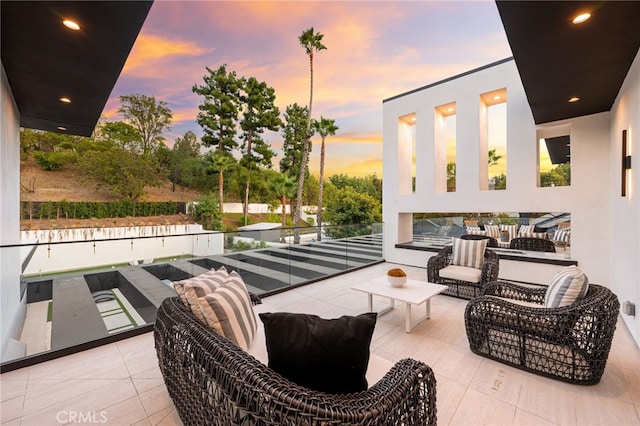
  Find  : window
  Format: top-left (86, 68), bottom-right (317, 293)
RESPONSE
top-left (435, 102), bottom-right (456, 192)
top-left (537, 126), bottom-right (571, 187)
top-left (398, 113), bottom-right (416, 194)
top-left (481, 89), bottom-right (507, 190)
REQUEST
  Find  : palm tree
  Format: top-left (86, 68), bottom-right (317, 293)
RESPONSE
top-left (210, 151), bottom-right (236, 211)
top-left (294, 27), bottom-right (326, 244)
top-left (488, 148), bottom-right (502, 167)
top-left (313, 117), bottom-right (338, 241)
top-left (268, 174), bottom-right (296, 242)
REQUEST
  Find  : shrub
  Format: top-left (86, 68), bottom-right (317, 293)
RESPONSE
top-left (192, 194), bottom-right (222, 230)
top-left (33, 150), bottom-right (76, 171)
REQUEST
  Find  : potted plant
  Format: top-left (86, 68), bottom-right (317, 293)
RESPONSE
top-left (387, 268), bottom-right (407, 287)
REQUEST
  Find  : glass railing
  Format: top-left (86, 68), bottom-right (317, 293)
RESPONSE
top-left (0, 223), bottom-right (383, 371)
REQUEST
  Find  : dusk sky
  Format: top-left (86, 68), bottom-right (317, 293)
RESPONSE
top-left (104, 1), bottom-right (513, 178)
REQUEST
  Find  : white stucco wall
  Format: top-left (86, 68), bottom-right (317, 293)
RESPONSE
top-left (21, 224), bottom-right (223, 275)
top-left (383, 59), bottom-right (612, 287)
top-left (610, 49), bottom-right (640, 346)
top-left (1, 64), bottom-right (26, 361)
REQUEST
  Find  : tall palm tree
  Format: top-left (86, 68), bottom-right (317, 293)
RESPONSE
top-left (268, 174), bottom-right (296, 242)
top-left (313, 116), bottom-right (338, 241)
top-left (294, 27), bottom-right (326, 243)
top-left (210, 151), bottom-right (236, 211)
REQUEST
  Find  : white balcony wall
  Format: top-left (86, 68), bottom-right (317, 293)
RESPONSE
top-left (21, 224), bottom-right (223, 275)
top-left (383, 59), bottom-right (613, 294)
top-left (1, 64), bottom-right (26, 361)
top-left (610, 49), bottom-right (640, 345)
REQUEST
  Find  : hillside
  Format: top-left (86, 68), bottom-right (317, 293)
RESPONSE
top-left (20, 156), bottom-right (202, 203)
top-left (18, 157), bottom-right (308, 231)
top-left (19, 156), bottom-right (202, 230)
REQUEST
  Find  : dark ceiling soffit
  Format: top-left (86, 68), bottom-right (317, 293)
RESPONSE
top-left (496, 1), bottom-right (640, 125)
top-left (1, 1), bottom-right (153, 137)
top-left (545, 135), bottom-right (571, 165)
top-left (383, 57), bottom-right (514, 103)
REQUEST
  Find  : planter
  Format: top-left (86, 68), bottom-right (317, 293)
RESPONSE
top-left (387, 276), bottom-right (407, 288)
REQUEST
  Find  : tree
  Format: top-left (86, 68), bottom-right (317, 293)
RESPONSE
top-left (268, 174), bottom-right (296, 241)
top-left (312, 117), bottom-right (339, 241)
top-left (207, 150), bottom-right (237, 211)
top-left (118, 94), bottom-right (172, 155)
top-left (279, 103), bottom-right (310, 178)
top-left (192, 193), bottom-right (223, 230)
top-left (324, 186), bottom-right (382, 238)
top-left (79, 147), bottom-right (159, 201)
top-left (488, 148), bottom-right (506, 190)
top-left (328, 174), bottom-right (382, 202)
top-left (488, 148), bottom-right (502, 167)
top-left (168, 131), bottom-right (201, 191)
top-left (173, 130), bottom-right (201, 156)
top-left (192, 65), bottom-right (242, 153)
top-left (239, 76), bottom-right (282, 225)
top-left (447, 162), bottom-right (456, 192)
top-left (540, 163), bottom-right (571, 187)
top-left (294, 27), bottom-right (326, 243)
top-left (101, 121), bottom-right (142, 152)
top-left (493, 174), bottom-right (507, 190)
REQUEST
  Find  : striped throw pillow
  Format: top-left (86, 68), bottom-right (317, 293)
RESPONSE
top-left (545, 266), bottom-right (589, 308)
top-left (553, 230), bottom-right (570, 242)
top-left (500, 224), bottom-right (518, 241)
top-left (174, 266), bottom-right (228, 303)
top-left (485, 224), bottom-right (501, 239)
top-left (180, 267), bottom-right (229, 320)
top-left (466, 229), bottom-right (487, 236)
top-left (518, 225), bottom-right (535, 235)
top-left (452, 237), bottom-right (487, 269)
top-left (466, 226), bottom-right (482, 233)
top-left (198, 271), bottom-right (257, 351)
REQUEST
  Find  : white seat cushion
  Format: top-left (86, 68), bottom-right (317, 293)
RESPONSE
top-left (247, 303), bottom-right (392, 387)
top-left (439, 265), bottom-right (482, 283)
top-left (491, 296), bottom-right (544, 309)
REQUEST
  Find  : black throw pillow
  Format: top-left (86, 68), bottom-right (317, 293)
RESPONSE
top-left (259, 311), bottom-right (377, 394)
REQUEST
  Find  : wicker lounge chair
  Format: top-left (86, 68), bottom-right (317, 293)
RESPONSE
top-left (465, 280), bottom-right (619, 385)
top-left (154, 296), bottom-right (437, 425)
top-left (427, 245), bottom-right (499, 299)
top-left (509, 236), bottom-right (556, 252)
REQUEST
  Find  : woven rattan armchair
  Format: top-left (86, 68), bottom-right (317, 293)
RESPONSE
top-left (427, 246), bottom-right (499, 299)
top-left (509, 237), bottom-right (556, 252)
top-left (155, 297), bottom-right (437, 425)
top-left (460, 234), bottom-right (499, 248)
top-left (465, 280), bottom-right (619, 385)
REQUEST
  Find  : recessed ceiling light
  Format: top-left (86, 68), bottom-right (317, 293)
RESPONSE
top-left (57, 126), bottom-right (67, 131)
top-left (568, 97), bottom-right (580, 103)
top-left (60, 97), bottom-right (71, 103)
top-left (447, 107), bottom-right (454, 112)
top-left (411, 117), bottom-right (416, 122)
top-left (63, 19), bottom-right (80, 31)
top-left (573, 13), bottom-right (591, 24)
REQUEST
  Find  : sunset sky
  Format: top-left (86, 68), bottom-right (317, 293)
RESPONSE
top-left (104, 1), bottom-right (514, 178)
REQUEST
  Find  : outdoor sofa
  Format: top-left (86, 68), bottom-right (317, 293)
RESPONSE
top-left (154, 295), bottom-right (437, 425)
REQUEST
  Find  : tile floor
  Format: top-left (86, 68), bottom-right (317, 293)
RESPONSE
top-left (2, 262), bottom-right (639, 425)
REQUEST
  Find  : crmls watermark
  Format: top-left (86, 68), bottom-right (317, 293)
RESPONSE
top-left (56, 411), bottom-right (108, 424)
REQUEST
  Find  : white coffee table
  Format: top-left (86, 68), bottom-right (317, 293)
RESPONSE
top-left (351, 277), bottom-right (449, 333)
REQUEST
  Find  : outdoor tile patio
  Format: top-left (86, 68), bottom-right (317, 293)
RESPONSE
top-left (2, 262), bottom-right (639, 425)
